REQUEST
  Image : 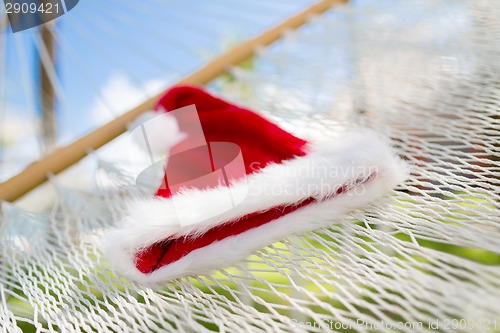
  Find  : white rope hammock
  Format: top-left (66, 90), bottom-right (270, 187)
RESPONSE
top-left (1, 0), bottom-right (500, 332)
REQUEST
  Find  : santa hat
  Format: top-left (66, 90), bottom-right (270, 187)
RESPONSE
top-left (104, 86), bottom-right (407, 285)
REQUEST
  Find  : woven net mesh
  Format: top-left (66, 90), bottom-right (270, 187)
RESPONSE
top-left (1, 0), bottom-right (500, 332)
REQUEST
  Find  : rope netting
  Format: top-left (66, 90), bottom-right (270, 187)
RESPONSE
top-left (1, 0), bottom-right (499, 332)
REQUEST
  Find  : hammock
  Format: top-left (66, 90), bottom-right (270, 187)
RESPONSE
top-left (1, 0), bottom-right (499, 332)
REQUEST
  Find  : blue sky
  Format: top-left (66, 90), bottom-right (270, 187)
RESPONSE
top-left (1, 0), bottom-right (314, 179)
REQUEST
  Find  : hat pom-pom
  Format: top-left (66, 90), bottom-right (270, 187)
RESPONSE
top-left (129, 108), bottom-right (186, 157)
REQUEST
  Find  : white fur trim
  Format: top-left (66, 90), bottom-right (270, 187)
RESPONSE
top-left (103, 131), bottom-right (408, 285)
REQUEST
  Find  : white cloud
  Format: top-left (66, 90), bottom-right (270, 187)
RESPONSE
top-left (0, 113), bottom-right (39, 145)
top-left (89, 73), bottom-right (168, 125)
top-left (88, 74), bottom-right (171, 186)
top-left (0, 108), bottom-right (41, 182)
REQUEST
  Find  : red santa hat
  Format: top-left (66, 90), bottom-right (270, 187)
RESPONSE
top-left (104, 86), bottom-right (407, 285)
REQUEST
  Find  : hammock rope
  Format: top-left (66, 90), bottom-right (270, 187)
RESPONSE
top-left (1, 0), bottom-right (500, 332)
